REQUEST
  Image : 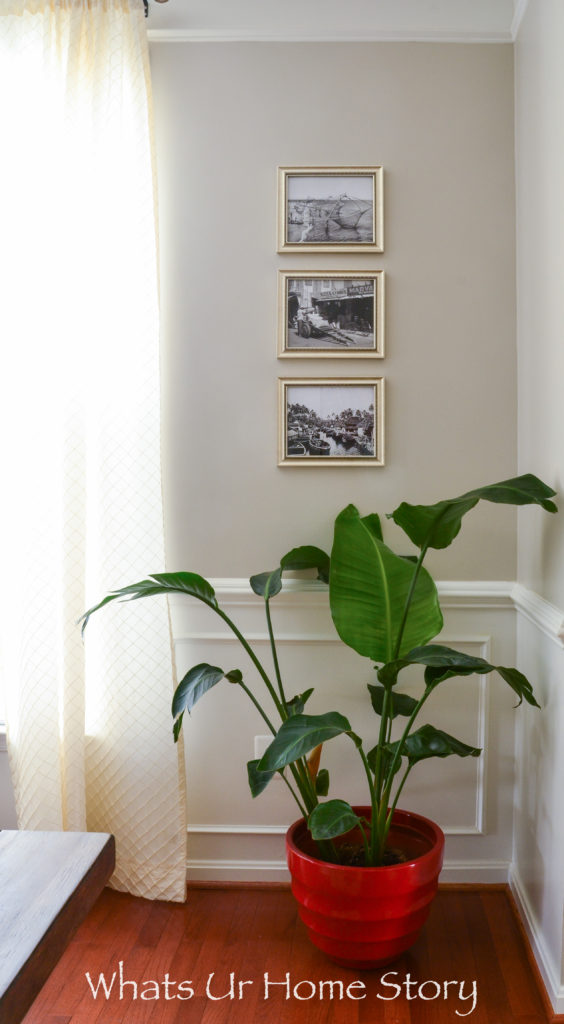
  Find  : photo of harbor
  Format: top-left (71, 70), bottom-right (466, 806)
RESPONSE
top-left (286, 174), bottom-right (374, 245)
top-left (284, 383), bottom-right (378, 460)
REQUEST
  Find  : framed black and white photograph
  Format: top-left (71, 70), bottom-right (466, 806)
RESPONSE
top-left (277, 166), bottom-right (384, 253)
top-left (278, 271), bottom-right (385, 358)
top-left (278, 378), bottom-right (385, 467)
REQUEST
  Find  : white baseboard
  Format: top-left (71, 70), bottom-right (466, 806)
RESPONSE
top-left (509, 865), bottom-right (564, 1015)
top-left (187, 858), bottom-right (289, 883)
top-left (186, 858), bottom-right (510, 886)
top-left (440, 860), bottom-right (510, 884)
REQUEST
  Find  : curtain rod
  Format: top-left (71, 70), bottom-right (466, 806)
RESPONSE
top-left (144, 0), bottom-right (169, 15)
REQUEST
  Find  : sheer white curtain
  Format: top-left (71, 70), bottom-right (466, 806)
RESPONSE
top-left (0, 0), bottom-right (187, 901)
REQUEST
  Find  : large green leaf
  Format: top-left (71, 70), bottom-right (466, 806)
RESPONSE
top-left (257, 712), bottom-right (351, 773)
top-left (495, 667), bottom-right (540, 708)
top-left (249, 569), bottom-right (282, 598)
top-left (389, 474), bottom-right (557, 551)
top-left (386, 724), bottom-right (481, 765)
top-left (366, 744), bottom-right (403, 779)
top-left (378, 644), bottom-right (540, 708)
top-left (315, 768), bottom-right (330, 796)
top-left (280, 546), bottom-right (330, 583)
top-left (250, 545), bottom-right (330, 598)
top-left (171, 663), bottom-right (243, 741)
top-left (329, 504), bottom-right (443, 662)
top-left (308, 800), bottom-right (361, 840)
top-left (285, 688), bottom-right (315, 717)
top-left (172, 662), bottom-right (230, 719)
top-left (80, 572), bottom-right (217, 634)
top-left (360, 513), bottom-right (383, 541)
top-left (247, 759), bottom-right (277, 797)
top-left (368, 683), bottom-right (418, 719)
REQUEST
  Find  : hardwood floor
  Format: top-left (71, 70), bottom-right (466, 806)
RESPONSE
top-left (21, 885), bottom-right (553, 1023)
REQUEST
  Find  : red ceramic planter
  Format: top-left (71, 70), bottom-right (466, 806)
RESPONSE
top-left (286, 807), bottom-right (444, 968)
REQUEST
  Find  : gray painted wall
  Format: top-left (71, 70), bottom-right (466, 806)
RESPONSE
top-left (151, 41), bottom-right (517, 582)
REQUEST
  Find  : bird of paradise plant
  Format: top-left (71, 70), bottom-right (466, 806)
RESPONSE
top-left (81, 474), bottom-right (557, 866)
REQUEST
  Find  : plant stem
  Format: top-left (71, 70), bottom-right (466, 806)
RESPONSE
top-left (372, 684), bottom-right (392, 803)
top-left (297, 756), bottom-right (320, 809)
top-left (382, 687), bottom-right (433, 812)
top-left (237, 678), bottom-right (278, 735)
top-left (280, 771), bottom-right (308, 819)
top-left (393, 542), bottom-right (429, 660)
top-left (355, 741), bottom-right (379, 864)
top-left (261, 599), bottom-right (319, 810)
top-left (265, 598), bottom-right (288, 709)
top-left (216, 606), bottom-right (286, 719)
top-left (386, 762), bottom-right (413, 828)
top-left (236, 678), bottom-right (312, 811)
top-left (358, 818), bottom-right (372, 865)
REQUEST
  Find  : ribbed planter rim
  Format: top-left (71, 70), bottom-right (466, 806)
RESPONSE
top-left (286, 806), bottom-right (444, 872)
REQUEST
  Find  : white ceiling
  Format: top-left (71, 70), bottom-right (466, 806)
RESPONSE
top-left (147, 0), bottom-right (524, 43)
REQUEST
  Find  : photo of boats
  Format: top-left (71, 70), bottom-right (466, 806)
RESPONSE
top-left (280, 380), bottom-right (384, 466)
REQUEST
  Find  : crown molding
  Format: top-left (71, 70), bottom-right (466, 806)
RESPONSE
top-left (511, 0), bottom-right (530, 40)
top-left (147, 28), bottom-right (513, 44)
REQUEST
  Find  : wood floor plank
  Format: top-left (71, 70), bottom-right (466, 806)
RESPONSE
top-left (19, 886), bottom-right (552, 1024)
top-left (458, 890), bottom-right (534, 1024)
top-left (226, 891), bottom-right (300, 1024)
top-left (286, 910), bottom-right (357, 1024)
top-left (417, 892), bottom-right (487, 1024)
top-left (119, 902), bottom-right (189, 1024)
top-left (480, 891), bottom-right (547, 1020)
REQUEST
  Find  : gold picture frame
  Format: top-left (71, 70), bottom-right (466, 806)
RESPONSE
top-left (279, 377), bottom-right (385, 467)
top-left (278, 270), bottom-right (385, 359)
top-left (277, 166), bottom-right (384, 253)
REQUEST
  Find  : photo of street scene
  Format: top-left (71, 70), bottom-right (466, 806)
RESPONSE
top-left (284, 383), bottom-right (378, 460)
top-left (286, 174), bottom-right (374, 245)
top-left (286, 276), bottom-right (377, 352)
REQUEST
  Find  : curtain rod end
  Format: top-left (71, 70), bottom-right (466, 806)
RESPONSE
top-left (144, 0), bottom-right (169, 13)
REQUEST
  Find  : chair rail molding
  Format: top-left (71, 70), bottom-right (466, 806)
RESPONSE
top-left (511, 583), bottom-right (564, 647)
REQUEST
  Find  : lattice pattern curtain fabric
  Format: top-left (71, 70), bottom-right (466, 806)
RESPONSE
top-left (0, 0), bottom-right (188, 901)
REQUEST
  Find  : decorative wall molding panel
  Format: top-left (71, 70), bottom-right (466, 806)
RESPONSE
top-left (512, 608), bottom-right (564, 1016)
top-left (172, 579), bottom-right (526, 885)
top-left (1, 578), bottom-right (562, 910)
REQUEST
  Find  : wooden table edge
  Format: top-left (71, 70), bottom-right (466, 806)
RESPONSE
top-left (0, 833), bottom-right (115, 1024)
